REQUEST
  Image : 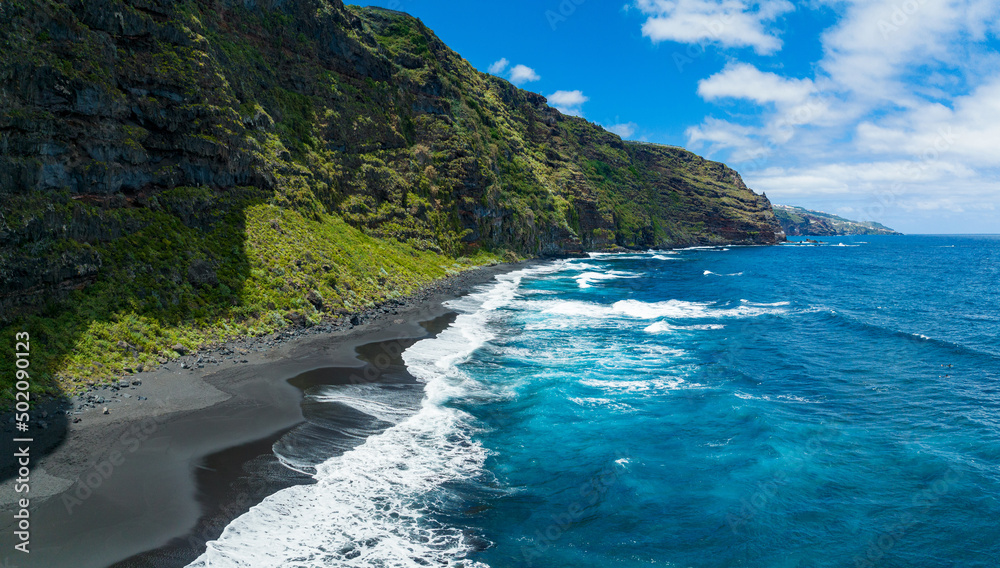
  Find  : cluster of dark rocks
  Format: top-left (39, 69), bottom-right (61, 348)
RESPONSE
top-left (67, 378), bottom-right (146, 421)
top-left (163, 268), bottom-right (489, 374)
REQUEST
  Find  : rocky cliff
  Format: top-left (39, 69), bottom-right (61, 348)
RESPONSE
top-left (774, 205), bottom-right (900, 236)
top-left (0, 0), bottom-right (783, 391)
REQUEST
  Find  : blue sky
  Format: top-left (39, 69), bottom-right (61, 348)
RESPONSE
top-left (357, 0), bottom-right (1000, 234)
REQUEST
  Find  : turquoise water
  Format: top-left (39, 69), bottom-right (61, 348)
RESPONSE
top-left (458, 236), bottom-right (1000, 567)
top-left (191, 236), bottom-right (1000, 567)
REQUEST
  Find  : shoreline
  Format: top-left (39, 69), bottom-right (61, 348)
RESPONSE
top-left (0, 261), bottom-right (533, 568)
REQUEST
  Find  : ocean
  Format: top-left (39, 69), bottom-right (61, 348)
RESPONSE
top-left (187, 235), bottom-right (1000, 567)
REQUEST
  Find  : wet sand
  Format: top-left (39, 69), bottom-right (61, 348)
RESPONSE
top-left (0, 262), bottom-right (529, 568)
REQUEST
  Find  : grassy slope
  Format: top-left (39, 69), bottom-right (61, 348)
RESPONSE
top-left (1, 189), bottom-right (495, 395)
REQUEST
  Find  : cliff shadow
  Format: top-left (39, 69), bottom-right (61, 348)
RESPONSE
top-left (0, 186), bottom-right (269, 483)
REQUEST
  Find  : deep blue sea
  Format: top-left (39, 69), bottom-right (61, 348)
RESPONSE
top-left (190, 235), bottom-right (1000, 568)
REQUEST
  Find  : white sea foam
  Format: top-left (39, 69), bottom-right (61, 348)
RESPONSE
top-left (639, 345), bottom-right (688, 357)
top-left (569, 397), bottom-right (636, 412)
top-left (704, 270), bottom-right (743, 276)
top-left (740, 299), bottom-right (790, 307)
top-left (643, 321), bottom-right (672, 333)
top-left (643, 321), bottom-right (726, 333)
top-left (585, 250), bottom-right (681, 261)
top-left (185, 266), bottom-right (557, 568)
top-left (575, 270), bottom-right (640, 289)
top-left (560, 260), bottom-right (597, 271)
top-left (613, 299), bottom-right (787, 319)
top-left (309, 392), bottom-right (415, 425)
top-left (580, 376), bottom-right (697, 394)
top-left (674, 245), bottom-right (729, 251)
top-left (734, 391), bottom-right (822, 404)
top-left (533, 298), bottom-right (790, 324)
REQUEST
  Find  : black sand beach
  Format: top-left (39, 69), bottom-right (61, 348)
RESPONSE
top-left (0, 262), bottom-right (528, 568)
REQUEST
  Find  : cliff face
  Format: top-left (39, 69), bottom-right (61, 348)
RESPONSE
top-left (0, 0), bottom-right (783, 388)
top-left (773, 205), bottom-right (900, 236)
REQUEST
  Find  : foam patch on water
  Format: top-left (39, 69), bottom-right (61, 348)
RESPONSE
top-left (585, 251), bottom-right (682, 261)
top-left (560, 260), bottom-right (598, 271)
top-left (704, 270), bottom-right (744, 276)
top-left (640, 345), bottom-right (688, 357)
top-left (186, 266), bottom-right (559, 568)
top-left (580, 376), bottom-right (699, 394)
top-left (644, 321), bottom-right (726, 333)
top-left (674, 246), bottom-right (730, 251)
top-left (569, 397), bottom-right (636, 412)
top-left (740, 299), bottom-right (790, 307)
top-left (309, 391), bottom-right (416, 425)
top-left (613, 299), bottom-right (787, 319)
top-left (735, 391), bottom-right (823, 404)
top-left (530, 298), bottom-right (790, 327)
top-left (575, 270), bottom-right (640, 289)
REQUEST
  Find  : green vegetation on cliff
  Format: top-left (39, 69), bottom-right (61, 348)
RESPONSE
top-left (774, 205), bottom-right (900, 236)
top-left (0, 0), bottom-right (783, 397)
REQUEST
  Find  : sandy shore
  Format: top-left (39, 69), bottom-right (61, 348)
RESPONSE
top-left (0, 261), bottom-right (531, 568)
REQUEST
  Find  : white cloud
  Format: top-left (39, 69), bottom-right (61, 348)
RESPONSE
top-left (751, 161), bottom-right (977, 196)
top-left (509, 64), bottom-right (541, 85)
top-left (547, 90), bottom-right (590, 116)
top-left (698, 63), bottom-right (815, 105)
top-left (489, 60), bottom-right (543, 86)
top-left (745, 160), bottom-right (993, 231)
top-left (488, 58), bottom-right (509, 75)
top-left (685, 117), bottom-right (757, 157)
top-left (672, 0), bottom-right (1000, 231)
top-left (855, 78), bottom-right (1000, 168)
top-left (634, 0), bottom-right (794, 54)
top-left (817, 1), bottom-right (969, 102)
top-left (606, 122), bottom-right (639, 138)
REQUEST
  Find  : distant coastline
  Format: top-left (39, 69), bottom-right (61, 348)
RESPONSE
top-left (774, 204), bottom-right (901, 236)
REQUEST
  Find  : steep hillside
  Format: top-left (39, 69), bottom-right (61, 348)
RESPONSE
top-left (0, 0), bottom-right (783, 393)
top-left (774, 205), bottom-right (900, 236)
